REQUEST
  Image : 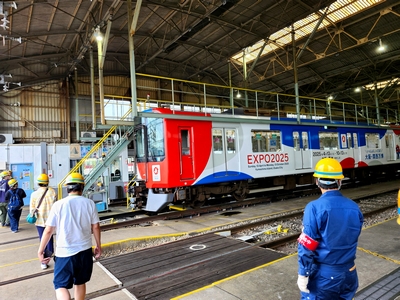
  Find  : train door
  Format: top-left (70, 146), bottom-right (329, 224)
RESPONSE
top-left (179, 128), bottom-right (194, 179)
top-left (293, 131), bottom-right (311, 169)
top-left (212, 128), bottom-right (238, 177)
top-left (385, 133), bottom-right (396, 161)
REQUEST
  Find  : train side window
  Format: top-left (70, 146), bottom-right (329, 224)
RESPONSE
top-left (226, 129), bottom-right (236, 153)
top-left (147, 118), bottom-right (165, 162)
top-left (346, 133), bottom-right (352, 149)
top-left (353, 133), bottom-right (358, 149)
top-left (213, 129), bottom-right (223, 152)
top-left (319, 132), bottom-right (339, 150)
top-left (181, 129), bottom-right (190, 156)
top-left (293, 132), bottom-right (300, 151)
top-left (251, 130), bottom-right (281, 152)
top-left (136, 127), bottom-right (146, 162)
top-left (302, 132), bottom-right (309, 150)
top-left (366, 133), bottom-right (380, 148)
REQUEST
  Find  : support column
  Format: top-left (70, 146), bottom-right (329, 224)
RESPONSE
top-left (74, 68), bottom-right (80, 141)
top-left (128, 0), bottom-right (142, 119)
top-left (375, 82), bottom-right (380, 125)
top-left (291, 25), bottom-right (300, 123)
top-left (90, 47), bottom-right (96, 130)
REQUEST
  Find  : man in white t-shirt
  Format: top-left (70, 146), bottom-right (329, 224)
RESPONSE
top-left (38, 173), bottom-right (101, 300)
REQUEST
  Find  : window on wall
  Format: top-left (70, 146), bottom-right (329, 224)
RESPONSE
top-left (251, 130), bottom-right (281, 152)
top-left (319, 132), bottom-right (339, 150)
top-left (366, 133), bottom-right (380, 148)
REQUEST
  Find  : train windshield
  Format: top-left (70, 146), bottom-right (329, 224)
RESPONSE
top-left (136, 117), bottom-right (165, 162)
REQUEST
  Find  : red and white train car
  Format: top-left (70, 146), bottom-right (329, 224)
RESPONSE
top-left (131, 108), bottom-right (400, 212)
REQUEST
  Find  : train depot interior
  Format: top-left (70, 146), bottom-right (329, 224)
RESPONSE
top-left (0, 0), bottom-right (399, 212)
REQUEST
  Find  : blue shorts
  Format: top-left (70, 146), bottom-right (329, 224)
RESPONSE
top-left (53, 248), bottom-right (94, 289)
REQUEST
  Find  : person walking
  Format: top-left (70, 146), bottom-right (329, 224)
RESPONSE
top-left (297, 158), bottom-right (364, 300)
top-left (30, 173), bottom-right (57, 270)
top-left (0, 170), bottom-right (12, 227)
top-left (37, 172), bottom-right (101, 300)
top-left (5, 178), bottom-right (26, 233)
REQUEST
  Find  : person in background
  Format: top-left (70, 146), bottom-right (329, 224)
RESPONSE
top-left (0, 170), bottom-right (12, 227)
top-left (297, 158), bottom-right (364, 300)
top-left (5, 178), bottom-right (26, 233)
top-left (37, 172), bottom-right (101, 300)
top-left (30, 173), bottom-right (57, 270)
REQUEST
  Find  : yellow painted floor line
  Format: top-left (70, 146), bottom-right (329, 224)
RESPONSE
top-left (0, 243), bottom-right (37, 252)
top-left (171, 253), bottom-right (297, 300)
top-left (0, 257), bottom-right (39, 268)
top-left (357, 247), bottom-right (400, 265)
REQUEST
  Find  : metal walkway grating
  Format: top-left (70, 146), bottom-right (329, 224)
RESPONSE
top-left (355, 267), bottom-right (400, 300)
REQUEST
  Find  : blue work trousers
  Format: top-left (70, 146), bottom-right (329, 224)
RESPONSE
top-left (36, 225), bottom-right (54, 258)
top-left (300, 264), bottom-right (358, 300)
top-left (7, 208), bottom-right (22, 232)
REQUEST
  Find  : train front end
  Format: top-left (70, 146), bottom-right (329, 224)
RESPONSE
top-left (131, 108), bottom-right (212, 212)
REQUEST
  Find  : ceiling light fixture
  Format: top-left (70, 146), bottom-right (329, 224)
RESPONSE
top-left (94, 27), bottom-right (103, 42)
top-left (377, 38), bottom-right (385, 52)
top-left (236, 91), bottom-right (241, 98)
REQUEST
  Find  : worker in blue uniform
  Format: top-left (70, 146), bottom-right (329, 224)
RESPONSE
top-left (297, 158), bottom-right (364, 299)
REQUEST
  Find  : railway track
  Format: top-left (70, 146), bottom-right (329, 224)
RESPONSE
top-left (100, 180), bottom-right (399, 232)
top-left (2, 185), bottom-right (397, 288)
top-left (232, 197), bottom-right (398, 253)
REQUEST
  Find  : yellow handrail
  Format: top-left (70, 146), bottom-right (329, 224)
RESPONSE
top-left (126, 174), bottom-right (137, 209)
top-left (57, 108), bottom-right (133, 200)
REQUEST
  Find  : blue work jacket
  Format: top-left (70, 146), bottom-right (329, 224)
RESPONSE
top-left (298, 190), bottom-right (364, 276)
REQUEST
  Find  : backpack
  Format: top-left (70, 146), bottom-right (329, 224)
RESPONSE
top-left (8, 190), bottom-right (22, 211)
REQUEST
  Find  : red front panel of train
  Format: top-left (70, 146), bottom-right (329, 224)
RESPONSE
top-left (138, 113), bottom-right (212, 189)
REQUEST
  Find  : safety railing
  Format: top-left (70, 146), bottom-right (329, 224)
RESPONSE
top-left (101, 73), bottom-right (398, 126)
top-left (57, 108), bottom-right (133, 200)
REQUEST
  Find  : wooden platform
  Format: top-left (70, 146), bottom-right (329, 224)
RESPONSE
top-left (100, 233), bottom-right (286, 300)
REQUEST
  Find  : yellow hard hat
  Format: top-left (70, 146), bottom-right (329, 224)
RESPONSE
top-left (313, 158), bottom-right (344, 179)
top-left (0, 170), bottom-right (11, 177)
top-left (37, 173), bottom-right (49, 184)
top-left (8, 178), bottom-right (17, 187)
top-left (64, 173), bottom-right (85, 186)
